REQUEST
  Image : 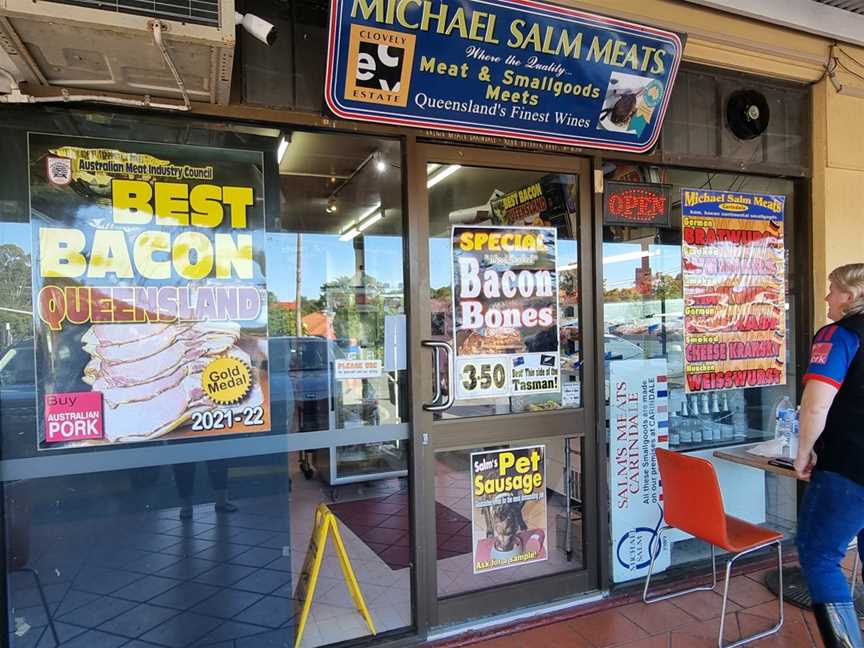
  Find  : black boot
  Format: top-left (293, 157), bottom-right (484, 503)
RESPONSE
top-left (813, 602), bottom-right (864, 648)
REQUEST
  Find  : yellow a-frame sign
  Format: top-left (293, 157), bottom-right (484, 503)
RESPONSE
top-left (294, 503), bottom-right (376, 648)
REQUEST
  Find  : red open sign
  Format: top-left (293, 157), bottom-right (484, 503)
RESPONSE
top-left (604, 181), bottom-right (671, 227)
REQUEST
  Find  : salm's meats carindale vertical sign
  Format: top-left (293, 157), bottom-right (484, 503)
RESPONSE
top-left (326, 0), bottom-right (683, 152)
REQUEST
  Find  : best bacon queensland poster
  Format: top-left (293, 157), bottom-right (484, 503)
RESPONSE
top-left (29, 134), bottom-right (270, 449)
top-left (681, 189), bottom-right (786, 393)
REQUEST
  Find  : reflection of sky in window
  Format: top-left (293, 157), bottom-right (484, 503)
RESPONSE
top-left (602, 242), bottom-right (681, 290)
top-left (1, 223), bottom-right (31, 252)
top-left (267, 233), bottom-right (404, 300)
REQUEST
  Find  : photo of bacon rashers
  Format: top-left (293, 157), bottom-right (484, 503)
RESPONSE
top-left (82, 322), bottom-right (241, 374)
top-left (82, 322), bottom-right (239, 387)
top-left (80, 322), bottom-right (261, 443)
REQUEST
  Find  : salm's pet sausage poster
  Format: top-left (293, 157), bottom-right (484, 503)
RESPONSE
top-left (470, 445), bottom-right (547, 574)
top-left (29, 134), bottom-right (270, 450)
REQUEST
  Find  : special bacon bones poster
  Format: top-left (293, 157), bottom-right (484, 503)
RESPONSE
top-left (452, 225), bottom-right (560, 400)
top-left (30, 134), bottom-right (270, 449)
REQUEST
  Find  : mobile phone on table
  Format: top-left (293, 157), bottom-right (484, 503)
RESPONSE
top-left (768, 457), bottom-right (794, 469)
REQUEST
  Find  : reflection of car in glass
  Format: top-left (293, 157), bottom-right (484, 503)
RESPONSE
top-left (608, 316), bottom-right (684, 341)
top-left (0, 340), bottom-right (37, 457)
top-left (268, 336), bottom-right (380, 434)
top-left (603, 334), bottom-right (645, 361)
top-left (268, 336), bottom-right (342, 435)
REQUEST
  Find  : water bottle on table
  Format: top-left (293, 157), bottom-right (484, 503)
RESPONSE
top-left (773, 396), bottom-right (796, 459)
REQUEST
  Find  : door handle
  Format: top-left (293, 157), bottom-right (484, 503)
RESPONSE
top-left (421, 340), bottom-right (442, 409)
top-left (421, 340), bottom-right (455, 412)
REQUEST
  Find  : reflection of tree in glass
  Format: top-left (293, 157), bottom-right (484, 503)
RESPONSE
top-left (431, 286), bottom-right (451, 300)
top-left (267, 292), bottom-right (318, 337)
top-left (319, 274), bottom-right (403, 355)
top-left (0, 245), bottom-right (32, 341)
top-left (654, 273), bottom-right (683, 300)
top-left (604, 272), bottom-right (682, 302)
top-left (559, 270), bottom-right (578, 300)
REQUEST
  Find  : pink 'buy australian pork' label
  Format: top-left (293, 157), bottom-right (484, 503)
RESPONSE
top-left (44, 392), bottom-right (104, 443)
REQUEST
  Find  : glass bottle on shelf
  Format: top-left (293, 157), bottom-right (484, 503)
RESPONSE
top-left (731, 390), bottom-right (747, 440)
top-left (720, 392), bottom-right (735, 441)
top-left (689, 394), bottom-right (703, 444)
top-left (668, 395), bottom-right (681, 447)
top-left (678, 397), bottom-right (693, 444)
top-left (668, 420), bottom-right (680, 447)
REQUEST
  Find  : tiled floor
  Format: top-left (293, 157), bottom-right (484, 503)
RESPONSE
top-left (7, 456), bottom-right (411, 648)
top-left (328, 492), bottom-right (472, 570)
top-left (461, 556), bottom-right (864, 648)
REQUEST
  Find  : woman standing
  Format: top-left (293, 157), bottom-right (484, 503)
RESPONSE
top-left (796, 263), bottom-right (864, 647)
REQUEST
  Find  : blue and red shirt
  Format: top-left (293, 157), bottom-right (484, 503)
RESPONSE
top-left (803, 324), bottom-right (861, 389)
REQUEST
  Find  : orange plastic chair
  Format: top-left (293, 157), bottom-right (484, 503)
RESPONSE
top-left (643, 448), bottom-right (784, 648)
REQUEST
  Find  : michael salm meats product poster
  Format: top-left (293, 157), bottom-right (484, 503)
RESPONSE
top-left (30, 134), bottom-right (270, 449)
top-left (681, 189), bottom-right (786, 393)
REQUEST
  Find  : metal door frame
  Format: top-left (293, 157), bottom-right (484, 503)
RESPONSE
top-left (404, 139), bottom-right (599, 634)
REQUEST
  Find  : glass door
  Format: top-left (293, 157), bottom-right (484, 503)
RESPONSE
top-left (406, 144), bottom-right (598, 630)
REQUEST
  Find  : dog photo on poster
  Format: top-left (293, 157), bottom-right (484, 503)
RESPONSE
top-left (470, 445), bottom-right (548, 574)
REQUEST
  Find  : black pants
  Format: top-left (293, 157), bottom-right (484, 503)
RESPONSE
top-left (172, 460), bottom-right (229, 499)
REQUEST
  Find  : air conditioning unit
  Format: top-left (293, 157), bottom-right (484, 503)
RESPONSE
top-left (0, 0), bottom-right (235, 105)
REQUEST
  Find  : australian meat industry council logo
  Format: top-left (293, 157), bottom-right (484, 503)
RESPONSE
top-left (46, 156), bottom-right (72, 186)
top-left (345, 24), bottom-right (415, 107)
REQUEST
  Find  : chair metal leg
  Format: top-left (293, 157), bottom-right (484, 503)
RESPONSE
top-left (643, 527), bottom-right (718, 604)
top-left (20, 566), bottom-right (60, 646)
top-left (719, 540), bottom-right (783, 648)
top-left (851, 541), bottom-right (860, 599)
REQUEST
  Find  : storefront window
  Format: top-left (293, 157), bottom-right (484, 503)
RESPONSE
top-left (602, 164), bottom-right (799, 578)
top-left (268, 131), bottom-right (406, 435)
top-left (0, 109), bottom-right (411, 648)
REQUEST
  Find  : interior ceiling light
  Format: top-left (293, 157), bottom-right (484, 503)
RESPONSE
top-left (358, 211), bottom-right (383, 232)
top-left (277, 136), bottom-right (290, 164)
top-left (326, 198), bottom-right (337, 214)
top-left (339, 227), bottom-right (360, 242)
top-left (374, 152), bottom-right (387, 173)
top-left (338, 202), bottom-right (382, 239)
top-left (358, 203), bottom-right (381, 221)
top-left (602, 250), bottom-right (661, 265)
top-left (427, 164), bottom-right (462, 188)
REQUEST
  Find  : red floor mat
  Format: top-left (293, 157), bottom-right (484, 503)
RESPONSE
top-left (329, 491), bottom-right (472, 570)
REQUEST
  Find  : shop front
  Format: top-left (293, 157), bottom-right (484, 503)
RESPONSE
top-left (0, 0), bottom-right (835, 647)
